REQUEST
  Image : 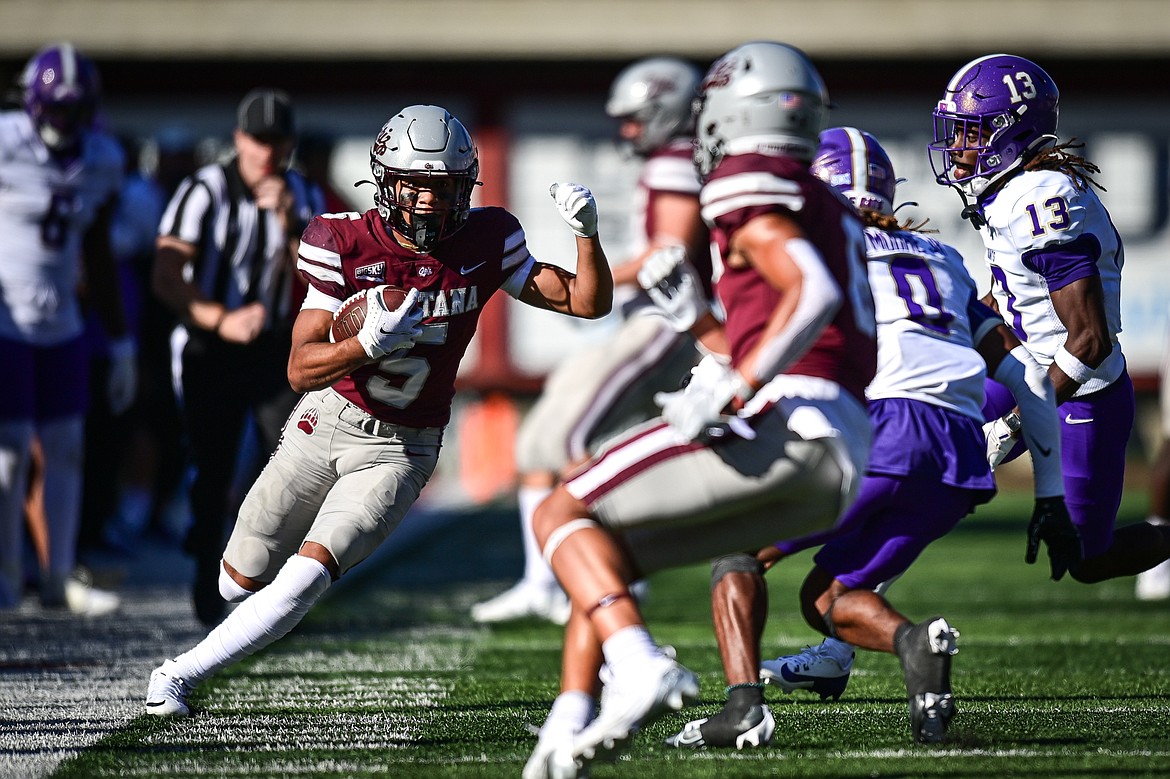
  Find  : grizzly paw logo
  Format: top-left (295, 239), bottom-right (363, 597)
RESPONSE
top-left (297, 408), bottom-right (320, 435)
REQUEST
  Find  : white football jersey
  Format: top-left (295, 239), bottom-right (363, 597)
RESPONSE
top-left (979, 169), bottom-right (1124, 396)
top-left (864, 227), bottom-right (988, 420)
top-left (0, 110), bottom-right (123, 345)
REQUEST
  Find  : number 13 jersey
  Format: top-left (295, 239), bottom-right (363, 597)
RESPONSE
top-left (978, 168), bottom-right (1125, 396)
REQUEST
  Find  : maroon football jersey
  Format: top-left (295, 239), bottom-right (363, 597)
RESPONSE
top-left (297, 207), bottom-right (533, 427)
top-left (643, 140), bottom-right (713, 299)
top-left (700, 152), bottom-right (876, 403)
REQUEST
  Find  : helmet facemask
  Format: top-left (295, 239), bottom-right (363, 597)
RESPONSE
top-left (929, 107), bottom-right (1039, 197)
top-left (372, 165), bottom-right (478, 254)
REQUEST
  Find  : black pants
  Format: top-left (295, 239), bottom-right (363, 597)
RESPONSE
top-left (179, 327), bottom-right (300, 566)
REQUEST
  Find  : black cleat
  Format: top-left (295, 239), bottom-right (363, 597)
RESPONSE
top-left (664, 703), bottom-right (774, 749)
top-left (895, 617), bottom-right (959, 744)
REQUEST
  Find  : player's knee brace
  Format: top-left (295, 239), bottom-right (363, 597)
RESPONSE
top-left (541, 518), bottom-right (600, 566)
top-left (709, 552), bottom-right (763, 592)
top-left (218, 564), bottom-right (256, 603)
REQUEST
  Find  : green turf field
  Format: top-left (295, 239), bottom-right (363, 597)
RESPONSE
top-left (55, 490), bottom-right (1170, 778)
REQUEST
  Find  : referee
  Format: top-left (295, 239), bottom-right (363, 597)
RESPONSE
top-left (152, 88), bottom-right (325, 626)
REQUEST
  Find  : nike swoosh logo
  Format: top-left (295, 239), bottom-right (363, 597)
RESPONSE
top-left (1064, 414), bottom-right (1094, 425)
top-left (1035, 444), bottom-right (1053, 457)
top-left (459, 261), bottom-right (487, 275)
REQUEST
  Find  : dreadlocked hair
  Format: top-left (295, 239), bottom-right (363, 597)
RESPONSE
top-left (860, 209), bottom-right (937, 234)
top-left (1024, 138), bottom-right (1105, 192)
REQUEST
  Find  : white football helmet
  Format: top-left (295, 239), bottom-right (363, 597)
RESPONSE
top-left (369, 105), bottom-right (480, 253)
top-left (605, 57), bottom-right (702, 156)
top-left (693, 41), bottom-right (829, 179)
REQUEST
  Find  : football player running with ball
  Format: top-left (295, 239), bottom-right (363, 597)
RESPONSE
top-left (524, 42), bottom-right (877, 779)
top-left (144, 105), bottom-right (613, 717)
top-left (930, 55), bottom-right (1170, 584)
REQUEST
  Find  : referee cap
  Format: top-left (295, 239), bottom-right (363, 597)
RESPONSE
top-left (238, 88), bottom-right (295, 139)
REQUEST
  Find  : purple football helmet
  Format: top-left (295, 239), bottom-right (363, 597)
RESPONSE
top-left (929, 54), bottom-right (1059, 197)
top-left (811, 127), bottom-right (896, 215)
top-left (20, 42), bottom-right (101, 152)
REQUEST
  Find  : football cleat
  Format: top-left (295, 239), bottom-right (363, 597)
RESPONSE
top-left (760, 639), bottom-right (853, 701)
top-left (910, 691), bottom-right (955, 745)
top-left (895, 617), bottom-right (959, 743)
top-left (145, 660), bottom-right (193, 717)
top-left (553, 655), bottom-right (699, 776)
top-left (664, 702), bottom-right (774, 749)
top-left (1135, 558), bottom-right (1170, 601)
top-left (471, 582), bottom-right (571, 626)
top-left (42, 568), bottom-right (120, 617)
top-left (524, 725), bottom-right (579, 779)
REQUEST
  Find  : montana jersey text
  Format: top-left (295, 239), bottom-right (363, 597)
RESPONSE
top-left (297, 207), bottom-right (534, 427)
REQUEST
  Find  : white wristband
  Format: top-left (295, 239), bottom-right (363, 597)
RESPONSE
top-left (1053, 345), bottom-right (1095, 385)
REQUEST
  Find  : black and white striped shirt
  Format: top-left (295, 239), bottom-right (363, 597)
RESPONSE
top-left (158, 158), bottom-right (325, 328)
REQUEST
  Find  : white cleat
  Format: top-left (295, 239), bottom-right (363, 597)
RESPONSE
top-left (524, 726), bottom-right (579, 779)
top-left (760, 639), bottom-right (853, 701)
top-left (64, 573), bottom-right (121, 617)
top-left (553, 655), bottom-right (700, 776)
top-left (1136, 558), bottom-right (1170, 601)
top-left (471, 582), bottom-right (571, 625)
top-left (42, 568), bottom-right (121, 617)
top-left (145, 660), bottom-right (193, 717)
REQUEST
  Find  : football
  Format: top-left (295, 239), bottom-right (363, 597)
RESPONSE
top-left (330, 285), bottom-right (409, 342)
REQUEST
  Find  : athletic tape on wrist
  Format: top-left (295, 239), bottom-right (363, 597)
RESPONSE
top-left (1054, 346), bottom-right (1095, 385)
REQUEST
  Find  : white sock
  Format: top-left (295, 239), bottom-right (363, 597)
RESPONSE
top-left (601, 625), bottom-right (660, 675)
top-left (218, 564), bottom-right (254, 603)
top-left (518, 485), bottom-right (555, 590)
top-left (1147, 515), bottom-right (1168, 526)
top-left (542, 690), bottom-right (595, 736)
top-left (172, 555), bottom-right (331, 684)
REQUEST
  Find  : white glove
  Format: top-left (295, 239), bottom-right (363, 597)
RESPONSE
top-left (983, 411), bottom-right (1022, 470)
top-left (106, 336), bottom-right (138, 415)
top-left (653, 354), bottom-right (751, 440)
top-left (356, 287), bottom-right (424, 360)
top-left (637, 245), bottom-right (707, 332)
top-left (549, 182), bottom-right (598, 238)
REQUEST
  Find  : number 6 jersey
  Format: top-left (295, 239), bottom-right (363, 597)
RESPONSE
top-left (0, 109), bottom-right (123, 345)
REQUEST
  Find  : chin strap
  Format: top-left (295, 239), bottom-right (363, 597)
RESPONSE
top-left (960, 202), bottom-right (986, 229)
top-left (954, 187), bottom-right (986, 229)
